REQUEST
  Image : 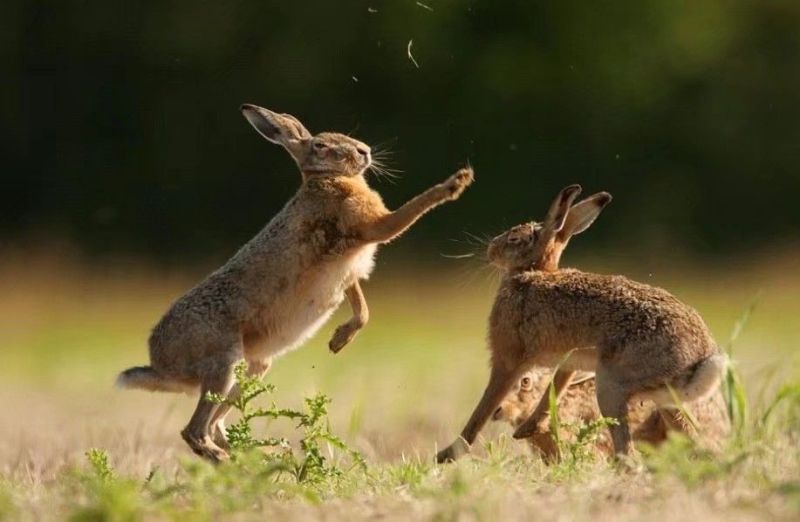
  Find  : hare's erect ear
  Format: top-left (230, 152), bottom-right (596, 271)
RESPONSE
top-left (558, 192), bottom-right (612, 239)
top-left (544, 184), bottom-right (582, 232)
top-left (240, 104), bottom-right (311, 146)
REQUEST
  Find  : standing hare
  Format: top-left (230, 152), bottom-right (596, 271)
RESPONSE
top-left (117, 104), bottom-right (474, 462)
top-left (493, 368), bottom-right (730, 461)
top-left (437, 184), bottom-right (725, 462)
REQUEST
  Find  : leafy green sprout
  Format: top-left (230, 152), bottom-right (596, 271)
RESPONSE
top-left (543, 349), bottom-right (619, 466)
top-left (85, 448), bottom-right (115, 483)
top-left (205, 361), bottom-right (367, 484)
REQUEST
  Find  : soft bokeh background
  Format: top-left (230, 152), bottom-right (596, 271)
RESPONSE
top-left (4, 0), bottom-right (800, 258)
top-left (1, 0), bottom-right (799, 478)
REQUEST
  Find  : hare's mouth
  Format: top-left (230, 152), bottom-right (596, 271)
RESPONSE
top-left (357, 148), bottom-right (371, 168)
top-left (492, 406), bottom-right (504, 421)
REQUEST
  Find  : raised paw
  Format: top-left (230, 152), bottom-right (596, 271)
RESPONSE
top-left (328, 321), bottom-right (361, 354)
top-left (441, 167), bottom-right (474, 201)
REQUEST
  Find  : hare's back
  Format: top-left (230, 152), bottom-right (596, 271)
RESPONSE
top-left (535, 270), bottom-right (713, 344)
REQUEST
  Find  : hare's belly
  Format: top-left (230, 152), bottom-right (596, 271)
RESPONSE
top-left (253, 245), bottom-right (377, 359)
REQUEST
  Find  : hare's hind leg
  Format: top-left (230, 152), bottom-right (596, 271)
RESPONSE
top-left (595, 365), bottom-right (633, 457)
top-left (436, 364), bottom-right (520, 463)
top-left (181, 361), bottom-right (237, 463)
top-left (210, 357), bottom-right (272, 450)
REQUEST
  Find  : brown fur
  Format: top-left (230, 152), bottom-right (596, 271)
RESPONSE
top-left (437, 185), bottom-right (725, 462)
top-left (493, 369), bottom-right (730, 461)
top-left (117, 105), bottom-right (474, 462)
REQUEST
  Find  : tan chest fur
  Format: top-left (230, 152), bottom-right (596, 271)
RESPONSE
top-left (244, 176), bottom-right (384, 359)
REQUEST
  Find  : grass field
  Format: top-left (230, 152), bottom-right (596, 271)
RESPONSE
top-left (1, 251), bottom-right (799, 521)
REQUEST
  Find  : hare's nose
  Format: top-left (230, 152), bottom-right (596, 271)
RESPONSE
top-left (356, 147), bottom-right (370, 160)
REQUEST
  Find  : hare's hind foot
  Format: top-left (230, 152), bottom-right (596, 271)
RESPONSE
top-left (181, 428), bottom-right (230, 463)
top-left (595, 368), bottom-right (635, 457)
top-left (212, 420), bottom-right (231, 451)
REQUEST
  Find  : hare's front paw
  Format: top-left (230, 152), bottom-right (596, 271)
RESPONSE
top-left (328, 321), bottom-right (361, 354)
top-left (435, 438), bottom-right (470, 463)
top-left (441, 167), bottom-right (474, 201)
top-left (512, 416), bottom-right (549, 440)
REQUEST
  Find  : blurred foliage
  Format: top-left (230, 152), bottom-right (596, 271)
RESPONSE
top-left (2, 0), bottom-right (799, 261)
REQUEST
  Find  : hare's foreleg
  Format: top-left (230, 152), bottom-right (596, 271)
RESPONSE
top-left (209, 357), bottom-right (272, 450)
top-left (181, 363), bottom-right (236, 463)
top-left (595, 366), bottom-right (633, 457)
top-left (361, 168), bottom-right (473, 243)
top-left (528, 432), bottom-right (561, 463)
top-left (513, 369), bottom-right (576, 439)
top-left (436, 364), bottom-right (518, 463)
top-left (329, 282), bottom-right (369, 353)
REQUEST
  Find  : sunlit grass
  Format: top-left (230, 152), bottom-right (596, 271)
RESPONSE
top-left (1, 254), bottom-right (799, 520)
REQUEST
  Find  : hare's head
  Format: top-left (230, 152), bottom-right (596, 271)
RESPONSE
top-left (487, 185), bottom-right (612, 273)
top-left (492, 370), bottom-right (546, 428)
top-left (241, 104), bottom-right (371, 179)
top-left (492, 370), bottom-right (597, 428)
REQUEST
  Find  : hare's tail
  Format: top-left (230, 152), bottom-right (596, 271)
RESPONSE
top-left (642, 353), bottom-right (728, 407)
top-left (116, 366), bottom-right (196, 394)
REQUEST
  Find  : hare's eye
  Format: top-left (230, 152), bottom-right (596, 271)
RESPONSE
top-left (520, 376), bottom-right (532, 390)
top-left (313, 142), bottom-right (327, 150)
top-left (508, 236), bottom-right (520, 244)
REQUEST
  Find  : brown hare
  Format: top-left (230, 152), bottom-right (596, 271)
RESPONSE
top-left (117, 104), bottom-right (474, 462)
top-left (437, 184), bottom-right (726, 462)
top-left (493, 369), bottom-right (730, 461)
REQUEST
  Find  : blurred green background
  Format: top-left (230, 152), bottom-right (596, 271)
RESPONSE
top-left (3, 0), bottom-right (799, 261)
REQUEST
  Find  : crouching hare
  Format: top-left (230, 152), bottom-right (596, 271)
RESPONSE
top-left (117, 104), bottom-right (474, 462)
top-left (494, 368), bottom-right (730, 461)
top-left (437, 184), bottom-right (725, 462)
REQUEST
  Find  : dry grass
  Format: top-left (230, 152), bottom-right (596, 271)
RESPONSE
top-left (0, 253), bottom-right (798, 520)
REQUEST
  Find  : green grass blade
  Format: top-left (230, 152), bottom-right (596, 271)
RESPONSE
top-left (723, 293), bottom-right (761, 433)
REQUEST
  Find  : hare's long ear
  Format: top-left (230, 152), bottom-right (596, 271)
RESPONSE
top-left (558, 192), bottom-right (612, 240)
top-left (240, 104), bottom-right (311, 159)
top-left (543, 184), bottom-right (582, 232)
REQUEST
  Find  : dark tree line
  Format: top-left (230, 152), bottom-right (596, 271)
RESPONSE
top-left (2, 1), bottom-right (799, 261)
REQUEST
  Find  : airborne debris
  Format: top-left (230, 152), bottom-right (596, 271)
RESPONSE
top-left (407, 40), bottom-right (420, 68)
top-left (416, 1), bottom-right (434, 11)
top-left (352, 76), bottom-right (359, 82)
top-left (440, 252), bottom-right (475, 259)
top-left (367, 7), bottom-right (378, 13)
